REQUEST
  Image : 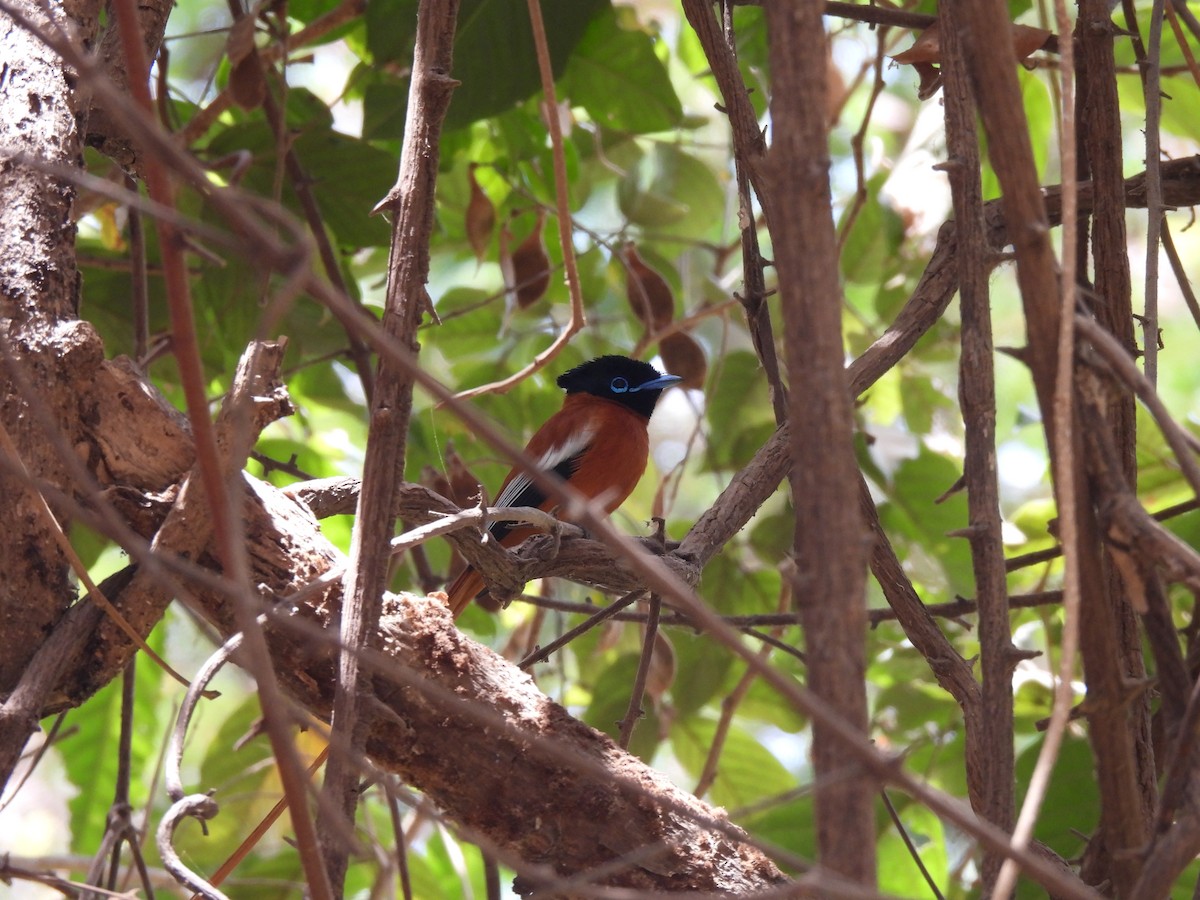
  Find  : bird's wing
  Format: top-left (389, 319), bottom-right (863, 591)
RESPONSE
top-left (489, 425), bottom-right (595, 539)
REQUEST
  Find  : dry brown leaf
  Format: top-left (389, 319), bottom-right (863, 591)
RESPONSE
top-left (229, 56), bottom-right (266, 110)
top-left (597, 619), bottom-right (623, 654)
top-left (421, 464), bottom-right (454, 503)
top-left (622, 243), bottom-right (676, 332)
top-left (645, 630), bottom-right (676, 707)
top-left (891, 20), bottom-right (1052, 100)
top-left (827, 47), bottom-right (848, 125)
top-left (465, 163), bottom-right (494, 263)
top-left (890, 21), bottom-right (941, 65)
top-left (1012, 24), bottom-right (1054, 61)
top-left (659, 332), bottom-right (707, 390)
top-left (510, 209), bottom-right (550, 309)
top-left (445, 445), bottom-right (483, 508)
top-left (226, 13), bottom-right (265, 110)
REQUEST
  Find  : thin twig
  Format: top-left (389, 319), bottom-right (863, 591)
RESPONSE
top-left (880, 790), bottom-right (945, 900)
top-left (258, 76), bottom-right (376, 402)
top-left (939, 3), bottom-right (1013, 881)
top-left (389, 505), bottom-right (583, 555)
top-left (318, 0), bottom-right (460, 888)
top-left (518, 591), bottom-right (644, 669)
top-left (206, 746), bottom-right (331, 891)
top-left (1161, 220), bottom-right (1200, 332)
top-left (994, 0), bottom-right (1079, 890)
top-left (616, 594), bottom-right (662, 749)
top-left (451, 0), bottom-right (585, 401)
top-left (695, 582), bottom-right (790, 797)
top-left (384, 781), bottom-right (414, 900)
top-left (167, 630), bottom-right (245, 801)
top-left (126, 173), bottom-right (150, 364)
top-left (1165, 0), bottom-right (1200, 87)
top-left (176, 0), bottom-right (366, 145)
top-left (836, 24), bottom-right (888, 254)
top-left (1142, 0), bottom-right (1166, 386)
top-left (718, 0), bottom-right (786, 425)
top-left (156, 794), bottom-right (230, 900)
top-left (1076, 314), bottom-right (1200, 501)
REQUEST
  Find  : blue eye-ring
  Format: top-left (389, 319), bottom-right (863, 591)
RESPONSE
top-left (610, 376), bottom-right (629, 393)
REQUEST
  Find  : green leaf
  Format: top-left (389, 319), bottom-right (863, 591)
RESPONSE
top-left (701, 553), bottom-right (782, 616)
top-left (582, 653), bottom-right (662, 761)
top-left (743, 796), bottom-right (817, 867)
top-left (560, 8), bottom-right (682, 134)
top-left (671, 631), bottom-right (736, 718)
top-left (292, 129), bottom-right (396, 246)
top-left (703, 350), bottom-right (776, 471)
top-left (283, 86), bottom-right (335, 130)
top-left (839, 172), bottom-right (905, 286)
top-left (877, 797), bottom-right (949, 897)
top-left (617, 143), bottom-right (726, 237)
top-left (64, 641), bottom-right (166, 851)
top-left (899, 373), bottom-right (947, 436)
top-left (365, 0), bottom-right (419, 63)
top-left (738, 674), bottom-right (808, 733)
top-left (749, 511), bottom-right (794, 562)
top-left (288, 0), bottom-right (353, 28)
top-left (674, 717), bottom-right (793, 809)
top-left (204, 122), bottom-right (395, 248)
top-left (362, 79), bottom-right (410, 141)
top-left (903, 730), bottom-right (970, 800)
top-left (366, 0), bottom-right (609, 130)
top-left (1015, 735), bottom-right (1099, 859)
top-left (875, 677), bottom-right (962, 736)
top-left (879, 448), bottom-right (976, 598)
top-left (450, 0), bottom-right (607, 128)
top-left (168, 693), bottom-right (314, 870)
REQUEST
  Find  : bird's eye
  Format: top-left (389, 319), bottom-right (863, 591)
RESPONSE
top-left (610, 377), bottom-right (629, 393)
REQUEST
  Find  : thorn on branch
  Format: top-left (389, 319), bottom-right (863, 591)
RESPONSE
top-left (996, 344), bottom-right (1031, 365)
top-left (946, 525), bottom-right (983, 540)
top-left (934, 475), bottom-right (966, 504)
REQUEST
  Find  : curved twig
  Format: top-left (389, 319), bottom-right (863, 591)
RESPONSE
top-left (156, 795), bottom-right (230, 900)
top-left (166, 629), bottom-right (248, 801)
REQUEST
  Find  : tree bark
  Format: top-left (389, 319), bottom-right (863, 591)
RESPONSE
top-left (956, 0), bottom-right (1149, 891)
top-left (763, 1), bottom-right (875, 886)
top-left (939, 5), bottom-right (1015, 891)
top-left (317, 0), bottom-right (460, 890)
top-left (0, 0), bottom-right (85, 690)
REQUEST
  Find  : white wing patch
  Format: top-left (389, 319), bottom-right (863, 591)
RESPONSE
top-left (493, 425), bottom-right (595, 511)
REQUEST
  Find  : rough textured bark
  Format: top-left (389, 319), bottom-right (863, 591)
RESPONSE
top-left (82, 0), bottom-right (172, 171)
top-left (0, 0), bottom-right (100, 691)
top-left (0, 324), bottom-right (788, 891)
top-left (316, 2), bottom-right (457, 890)
top-left (763, 1), bottom-right (874, 886)
top-left (4, 0), bottom-right (1199, 881)
top-left (1074, 0), bottom-right (1158, 874)
top-left (0, 2), bottom-right (78, 688)
top-left (938, 5), bottom-right (1015, 890)
top-left (956, 0), bottom-right (1149, 892)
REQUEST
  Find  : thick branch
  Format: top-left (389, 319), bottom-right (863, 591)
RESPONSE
top-left (957, 0), bottom-right (1148, 890)
top-left (0, 0), bottom-right (92, 692)
top-left (83, 0), bottom-right (172, 171)
top-left (764, 1), bottom-right (874, 885)
top-left (1075, 3), bottom-right (1158, 872)
top-left (939, 3), bottom-right (1015, 888)
top-left (319, 1), bottom-right (460, 889)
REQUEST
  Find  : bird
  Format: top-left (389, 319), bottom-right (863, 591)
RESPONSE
top-left (443, 355), bottom-right (682, 617)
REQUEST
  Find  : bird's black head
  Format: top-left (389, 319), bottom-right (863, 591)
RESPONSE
top-left (556, 355), bottom-right (682, 419)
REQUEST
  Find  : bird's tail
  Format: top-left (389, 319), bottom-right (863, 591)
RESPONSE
top-left (443, 567), bottom-right (484, 618)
